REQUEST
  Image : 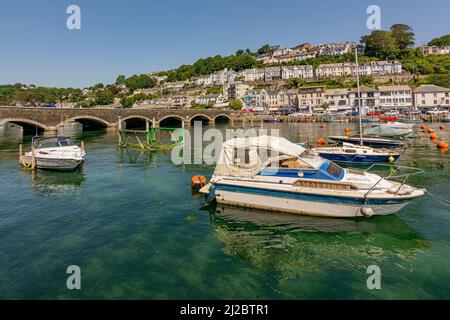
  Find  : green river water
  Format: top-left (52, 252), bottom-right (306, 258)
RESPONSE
top-left (0, 122), bottom-right (449, 299)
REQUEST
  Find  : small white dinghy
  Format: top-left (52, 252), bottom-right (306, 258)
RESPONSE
top-left (25, 136), bottom-right (86, 171)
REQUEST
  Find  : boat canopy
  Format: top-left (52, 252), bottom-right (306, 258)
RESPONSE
top-left (363, 124), bottom-right (412, 137)
top-left (214, 136), bottom-right (306, 178)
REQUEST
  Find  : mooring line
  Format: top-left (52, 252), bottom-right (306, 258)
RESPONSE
top-left (426, 190), bottom-right (450, 207)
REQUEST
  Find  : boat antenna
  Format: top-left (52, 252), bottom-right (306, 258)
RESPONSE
top-left (355, 47), bottom-right (363, 146)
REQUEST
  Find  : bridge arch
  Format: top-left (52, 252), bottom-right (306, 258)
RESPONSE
top-left (120, 115), bottom-right (154, 130)
top-left (189, 114), bottom-right (213, 124)
top-left (214, 114), bottom-right (232, 123)
top-left (158, 115), bottom-right (185, 128)
top-left (57, 116), bottom-right (111, 130)
top-left (1, 118), bottom-right (50, 132)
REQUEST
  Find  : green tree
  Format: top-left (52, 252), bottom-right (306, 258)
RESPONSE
top-left (93, 83), bottom-right (104, 90)
top-left (391, 24), bottom-right (415, 50)
top-left (286, 78), bottom-right (306, 89)
top-left (236, 49), bottom-right (245, 56)
top-left (94, 90), bottom-right (114, 106)
top-left (361, 30), bottom-right (399, 59)
top-left (257, 44), bottom-right (271, 55)
top-left (428, 34), bottom-right (450, 47)
top-left (115, 75), bottom-right (126, 85)
top-left (124, 74), bottom-right (156, 91)
top-left (229, 99), bottom-right (243, 110)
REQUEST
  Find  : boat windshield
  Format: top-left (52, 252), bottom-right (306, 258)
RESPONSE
top-left (58, 138), bottom-right (75, 147)
top-left (35, 137), bottom-right (75, 149)
top-left (326, 161), bottom-right (344, 179)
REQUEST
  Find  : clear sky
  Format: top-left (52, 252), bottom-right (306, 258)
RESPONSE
top-left (1, 0), bottom-right (449, 88)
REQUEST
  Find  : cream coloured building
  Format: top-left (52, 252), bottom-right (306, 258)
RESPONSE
top-left (378, 85), bottom-right (413, 110)
top-left (413, 85), bottom-right (450, 109)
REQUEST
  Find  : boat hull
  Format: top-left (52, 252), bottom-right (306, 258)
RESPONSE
top-left (318, 153), bottom-right (400, 163)
top-left (328, 136), bottom-right (406, 148)
top-left (214, 187), bottom-right (410, 218)
top-left (35, 157), bottom-right (84, 170)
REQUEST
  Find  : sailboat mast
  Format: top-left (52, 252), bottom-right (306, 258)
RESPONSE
top-left (355, 47), bottom-right (363, 145)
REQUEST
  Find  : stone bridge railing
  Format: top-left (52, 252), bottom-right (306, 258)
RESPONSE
top-left (0, 107), bottom-right (239, 131)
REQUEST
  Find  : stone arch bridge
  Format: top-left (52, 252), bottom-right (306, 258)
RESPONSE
top-left (0, 107), bottom-right (239, 132)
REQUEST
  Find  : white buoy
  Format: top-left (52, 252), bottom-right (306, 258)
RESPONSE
top-left (361, 206), bottom-right (374, 217)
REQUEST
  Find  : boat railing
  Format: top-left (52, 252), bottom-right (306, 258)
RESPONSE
top-left (363, 163), bottom-right (425, 180)
top-left (358, 164), bottom-right (424, 200)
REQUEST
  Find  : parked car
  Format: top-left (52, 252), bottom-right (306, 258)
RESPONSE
top-left (39, 103), bottom-right (56, 108)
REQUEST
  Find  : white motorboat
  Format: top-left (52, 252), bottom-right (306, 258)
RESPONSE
top-left (201, 136), bottom-right (425, 218)
top-left (311, 143), bottom-right (401, 163)
top-left (25, 136), bottom-right (86, 170)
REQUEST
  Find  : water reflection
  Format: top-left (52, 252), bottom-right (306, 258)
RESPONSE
top-left (207, 205), bottom-right (428, 278)
top-left (24, 169), bottom-right (85, 197)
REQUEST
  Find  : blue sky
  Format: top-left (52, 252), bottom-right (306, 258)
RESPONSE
top-left (0, 0), bottom-right (449, 88)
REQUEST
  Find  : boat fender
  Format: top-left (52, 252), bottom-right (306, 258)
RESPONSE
top-left (192, 175), bottom-right (207, 190)
top-left (389, 156), bottom-right (395, 163)
top-left (317, 138), bottom-right (326, 146)
top-left (361, 206), bottom-right (374, 217)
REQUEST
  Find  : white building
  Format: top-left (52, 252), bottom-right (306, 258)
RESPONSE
top-left (316, 63), bottom-right (353, 78)
top-left (273, 46), bottom-right (294, 57)
top-left (196, 94), bottom-right (224, 106)
top-left (239, 68), bottom-right (266, 82)
top-left (378, 85), bottom-right (413, 110)
top-left (362, 61), bottom-right (403, 75)
top-left (315, 42), bottom-right (356, 56)
top-left (324, 88), bottom-right (351, 111)
top-left (421, 45), bottom-right (450, 55)
top-left (264, 66), bottom-right (282, 81)
top-left (162, 81), bottom-right (187, 91)
top-left (316, 61), bottom-right (403, 78)
top-left (297, 86), bottom-right (326, 110)
top-left (413, 84), bottom-right (450, 109)
top-left (281, 65), bottom-right (314, 79)
top-left (211, 68), bottom-right (238, 85)
top-left (348, 86), bottom-right (380, 109)
top-left (223, 82), bottom-right (251, 101)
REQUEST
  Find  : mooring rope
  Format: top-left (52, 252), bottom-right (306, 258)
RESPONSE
top-left (426, 190), bottom-right (450, 207)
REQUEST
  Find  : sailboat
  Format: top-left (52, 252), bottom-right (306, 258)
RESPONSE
top-left (329, 48), bottom-right (410, 149)
top-left (311, 142), bottom-right (400, 163)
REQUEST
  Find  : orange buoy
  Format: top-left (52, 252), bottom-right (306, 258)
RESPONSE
top-left (420, 125), bottom-right (427, 130)
top-left (316, 138), bottom-right (326, 145)
top-left (428, 129), bottom-right (435, 134)
top-left (430, 133), bottom-right (439, 140)
top-left (440, 125), bottom-right (446, 130)
top-left (321, 124), bottom-right (326, 129)
top-left (191, 175), bottom-right (207, 190)
top-left (437, 141), bottom-right (449, 149)
top-left (345, 128), bottom-right (351, 132)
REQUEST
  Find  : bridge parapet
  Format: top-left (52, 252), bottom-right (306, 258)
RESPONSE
top-left (0, 107), bottom-right (238, 131)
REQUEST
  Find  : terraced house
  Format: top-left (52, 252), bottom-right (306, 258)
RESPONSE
top-left (316, 60), bottom-right (402, 78)
top-left (281, 65), bottom-right (314, 79)
top-left (297, 86), bottom-right (326, 109)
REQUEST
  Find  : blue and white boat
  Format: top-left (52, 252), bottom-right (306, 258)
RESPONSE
top-left (311, 143), bottom-right (400, 163)
top-left (201, 136), bottom-right (424, 218)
